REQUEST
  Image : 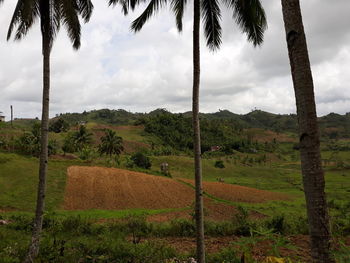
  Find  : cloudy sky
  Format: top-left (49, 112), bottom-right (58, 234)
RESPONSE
top-left (0, 0), bottom-right (349, 119)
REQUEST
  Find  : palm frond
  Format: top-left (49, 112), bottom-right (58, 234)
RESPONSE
top-left (201, 0), bottom-right (222, 50)
top-left (77, 0), bottom-right (93, 22)
top-left (109, 0), bottom-right (147, 15)
top-left (131, 0), bottom-right (168, 32)
top-left (53, 0), bottom-right (62, 35)
top-left (171, 0), bottom-right (186, 32)
top-left (224, 0), bottom-right (267, 46)
top-left (60, 0), bottom-right (81, 49)
top-left (7, 0), bottom-right (39, 41)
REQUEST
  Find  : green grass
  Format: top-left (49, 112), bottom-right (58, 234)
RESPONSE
top-left (0, 208), bottom-right (185, 220)
top-left (1, 145), bottom-right (349, 220)
top-left (0, 152), bottom-right (86, 211)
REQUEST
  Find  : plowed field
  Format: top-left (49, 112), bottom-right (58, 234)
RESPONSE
top-left (179, 179), bottom-right (289, 203)
top-left (64, 166), bottom-right (194, 210)
top-left (63, 166), bottom-right (287, 218)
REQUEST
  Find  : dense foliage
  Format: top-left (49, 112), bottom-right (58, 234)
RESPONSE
top-left (142, 111), bottom-right (258, 153)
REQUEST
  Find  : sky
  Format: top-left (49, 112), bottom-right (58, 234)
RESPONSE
top-left (0, 0), bottom-right (349, 119)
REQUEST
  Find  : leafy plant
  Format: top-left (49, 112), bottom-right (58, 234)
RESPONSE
top-left (98, 129), bottom-right (123, 157)
top-left (214, 160), bottom-right (225, 168)
top-left (131, 152), bottom-right (151, 169)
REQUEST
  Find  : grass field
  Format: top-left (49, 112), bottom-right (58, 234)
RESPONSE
top-left (1, 124), bottom-right (349, 262)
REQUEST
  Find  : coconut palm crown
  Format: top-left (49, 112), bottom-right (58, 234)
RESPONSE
top-left (7, 0), bottom-right (93, 50)
top-left (109, 0), bottom-right (267, 49)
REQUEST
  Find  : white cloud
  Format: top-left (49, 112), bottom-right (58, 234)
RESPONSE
top-left (0, 0), bottom-right (349, 120)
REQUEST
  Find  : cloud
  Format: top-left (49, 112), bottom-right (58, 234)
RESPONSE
top-left (0, 0), bottom-right (349, 119)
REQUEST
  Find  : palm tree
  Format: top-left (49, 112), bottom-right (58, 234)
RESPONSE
top-left (280, 1), bottom-right (334, 262)
top-left (72, 125), bottom-right (93, 151)
top-left (109, 0), bottom-right (266, 261)
top-left (6, 0), bottom-right (93, 261)
top-left (98, 129), bottom-right (124, 157)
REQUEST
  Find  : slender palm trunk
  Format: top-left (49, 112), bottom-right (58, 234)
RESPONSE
top-left (23, 33), bottom-right (51, 263)
top-left (281, 1), bottom-right (334, 262)
top-left (192, 0), bottom-right (205, 261)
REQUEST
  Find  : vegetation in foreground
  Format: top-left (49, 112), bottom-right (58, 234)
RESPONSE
top-left (0, 111), bottom-right (349, 262)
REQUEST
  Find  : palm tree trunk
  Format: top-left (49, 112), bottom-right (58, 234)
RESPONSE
top-left (281, 1), bottom-right (334, 262)
top-left (193, 0), bottom-right (205, 261)
top-left (23, 32), bottom-right (51, 263)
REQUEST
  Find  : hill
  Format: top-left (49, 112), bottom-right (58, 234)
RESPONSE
top-left (52, 109), bottom-right (350, 138)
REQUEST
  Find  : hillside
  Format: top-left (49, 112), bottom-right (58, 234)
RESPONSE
top-left (52, 109), bottom-right (350, 138)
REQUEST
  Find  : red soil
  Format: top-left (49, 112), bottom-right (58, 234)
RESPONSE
top-left (63, 166), bottom-right (195, 210)
top-left (63, 166), bottom-right (286, 221)
top-left (179, 179), bottom-right (289, 203)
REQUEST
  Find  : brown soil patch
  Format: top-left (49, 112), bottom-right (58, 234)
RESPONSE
top-left (63, 166), bottom-right (195, 210)
top-left (179, 179), bottom-right (289, 203)
top-left (147, 200), bottom-right (237, 222)
top-left (63, 166), bottom-right (271, 221)
top-left (147, 200), bottom-right (266, 222)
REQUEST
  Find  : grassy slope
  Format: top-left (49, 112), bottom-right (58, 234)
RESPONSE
top-left (1, 150), bottom-right (349, 219)
top-left (1, 123), bottom-right (349, 219)
top-left (0, 153), bottom-right (82, 211)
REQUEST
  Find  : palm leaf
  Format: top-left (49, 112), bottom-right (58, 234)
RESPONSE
top-left (171, 0), bottom-right (186, 32)
top-left (78, 0), bottom-right (94, 22)
top-left (224, 0), bottom-right (267, 46)
top-left (131, 0), bottom-right (168, 32)
top-left (201, 0), bottom-right (222, 50)
top-left (60, 0), bottom-right (81, 49)
top-left (109, 0), bottom-right (147, 15)
top-left (7, 0), bottom-right (39, 41)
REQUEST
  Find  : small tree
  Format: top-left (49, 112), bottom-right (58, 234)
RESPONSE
top-left (72, 125), bottom-right (93, 151)
top-left (49, 118), bottom-right (70, 133)
top-left (98, 129), bottom-right (124, 157)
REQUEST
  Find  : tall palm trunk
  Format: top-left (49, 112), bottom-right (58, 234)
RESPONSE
top-left (24, 29), bottom-right (51, 263)
top-left (192, 0), bottom-right (205, 261)
top-left (281, 1), bottom-right (334, 262)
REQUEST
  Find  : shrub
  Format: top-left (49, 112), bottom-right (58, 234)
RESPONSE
top-left (131, 152), bottom-right (152, 169)
top-left (214, 160), bottom-right (225, 168)
top-left (49, 118), bottom-right (70, 133)
top-left (266, 215), bottom-right (285, 234)
top-left (78, 146), bottom-right (98, 161)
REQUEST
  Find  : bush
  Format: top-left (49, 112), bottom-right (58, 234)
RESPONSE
top-left (131, 152), bottom-right (152, 169)
top-left (214, 160), bottom-right (225, 168)
top-left (78, 146), bottom-right (98, 161)
top-left (266, 215), bottom-right (285, 234)
top-left (49, 118), bottom-right (70, 133)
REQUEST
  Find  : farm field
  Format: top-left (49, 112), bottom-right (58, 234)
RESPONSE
top-left (0, 116), bottom-right (350, 262)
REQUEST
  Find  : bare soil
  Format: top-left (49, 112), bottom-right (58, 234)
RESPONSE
top-left (63, 166), bottom-right (286, 221)
top-left (179, 179), bottom-right (289, 203)
top-left (63, 166), bottom-right (195, 210)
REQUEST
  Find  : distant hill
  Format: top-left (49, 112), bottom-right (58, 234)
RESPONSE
top-left (53, 108), bottom-right (350, 138)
